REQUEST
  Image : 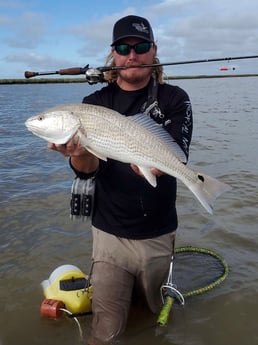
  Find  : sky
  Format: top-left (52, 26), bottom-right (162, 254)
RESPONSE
top-left (1, 0), bottom-right (258, 79)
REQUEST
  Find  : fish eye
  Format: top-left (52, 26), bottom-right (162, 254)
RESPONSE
top-left (38, 115), bottom-right (44, 121)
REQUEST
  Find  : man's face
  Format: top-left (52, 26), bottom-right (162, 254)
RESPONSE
top-left (112, 37), bottom-right (157, 86)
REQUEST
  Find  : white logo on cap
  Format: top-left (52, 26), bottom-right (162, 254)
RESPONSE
top-left (132, 22), bottom-right (149, 34)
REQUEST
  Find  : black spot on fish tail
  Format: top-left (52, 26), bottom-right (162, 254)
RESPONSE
top-left (198, 174), bottom-right (205, 182)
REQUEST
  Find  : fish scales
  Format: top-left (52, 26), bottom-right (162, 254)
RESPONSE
top-left (80, 106), bottom-right (181, 172)
top-left (77, 105), bottom-right (198, 184)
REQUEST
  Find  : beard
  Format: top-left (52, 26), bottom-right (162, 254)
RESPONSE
top-left (118, 67), bottom-right (152, 85)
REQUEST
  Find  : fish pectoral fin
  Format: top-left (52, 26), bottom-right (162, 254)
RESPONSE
top-left (77, 131), bottom-right (107, 161)
top-left (138, 166), bottom-right (157, 187)
top-left (86, 147), bottom-right (108, 161)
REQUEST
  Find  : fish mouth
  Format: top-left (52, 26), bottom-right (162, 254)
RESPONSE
top-left (25, 119), bottom-right (32, 129)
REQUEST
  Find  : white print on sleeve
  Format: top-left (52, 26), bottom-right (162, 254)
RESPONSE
top-left (181, 101), bottom-right (192, 154)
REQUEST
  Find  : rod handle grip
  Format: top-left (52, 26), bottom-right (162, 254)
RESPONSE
top-left (157, 296), bottom-right (174, 326)
top-left (58, 67), bottom-right (84, 75)
top-left (24, 71), bottom-right (38, 79)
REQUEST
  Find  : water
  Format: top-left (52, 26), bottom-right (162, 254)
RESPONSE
top-left (0, 78), bottom-right (257, 345)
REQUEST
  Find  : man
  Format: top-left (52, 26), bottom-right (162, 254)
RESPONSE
top-left (49, 15), bottom-right (193, 345)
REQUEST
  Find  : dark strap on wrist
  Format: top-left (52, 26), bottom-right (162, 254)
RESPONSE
top-left (69, 157), bottom-right (97, 180)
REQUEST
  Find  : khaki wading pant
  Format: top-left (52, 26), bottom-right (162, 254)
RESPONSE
top-left (88, 226), bottom-right (175, 344)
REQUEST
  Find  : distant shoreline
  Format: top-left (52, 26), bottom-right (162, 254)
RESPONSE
top-left (1, 74), bottom-right (258, 84)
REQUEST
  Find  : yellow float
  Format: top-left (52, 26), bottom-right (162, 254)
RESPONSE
top-left (40, 264), bottom-right (92, 318)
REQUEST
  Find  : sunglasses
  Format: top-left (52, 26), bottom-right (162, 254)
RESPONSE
top-left (114, 42), bottom-right (153, 56)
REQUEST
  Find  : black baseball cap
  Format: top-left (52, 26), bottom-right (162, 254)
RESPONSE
top-left (111, 15), bottom-right (154, 46)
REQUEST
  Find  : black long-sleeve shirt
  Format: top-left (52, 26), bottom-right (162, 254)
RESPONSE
top-left (76, 80), bottom-right (193, 239)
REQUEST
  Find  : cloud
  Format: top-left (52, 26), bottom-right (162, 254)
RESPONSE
top-left (5, 52), bottom-right (73, 70)
top-left (0, 15), bottom-right (10, 25)
top-left (62, 8), bottom-right (139, 65)
top-left (145, 0), bottom-right (258, 64)
top-left (1, 0), bottom-right (258, 78)
top-left (3, 11), bottom-right (48, 49)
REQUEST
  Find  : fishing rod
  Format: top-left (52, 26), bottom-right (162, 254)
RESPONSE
top-left (24, 54), bottom-right (258, 84)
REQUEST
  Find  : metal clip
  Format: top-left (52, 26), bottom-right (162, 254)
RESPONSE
top-left (160, 255), bottom-right (185, 305)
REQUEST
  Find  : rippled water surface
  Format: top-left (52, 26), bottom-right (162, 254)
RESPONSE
top-left (0, 78), bottom-right (257, 345)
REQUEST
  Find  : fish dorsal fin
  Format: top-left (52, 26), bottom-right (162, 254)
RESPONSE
top-left (129, 114), bottom-right (187, 163)
top-left (86, 147), bottom-right (108, 162)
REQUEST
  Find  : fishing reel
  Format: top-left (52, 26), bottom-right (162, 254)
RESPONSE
top-left (85, 68), bottom-right (106, 84)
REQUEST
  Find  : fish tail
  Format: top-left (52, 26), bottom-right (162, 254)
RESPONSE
top-left (188, 173), bottom-right (231, 214)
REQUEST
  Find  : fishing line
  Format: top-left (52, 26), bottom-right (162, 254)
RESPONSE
top-left (59, 308), bottom-right (84, 340)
